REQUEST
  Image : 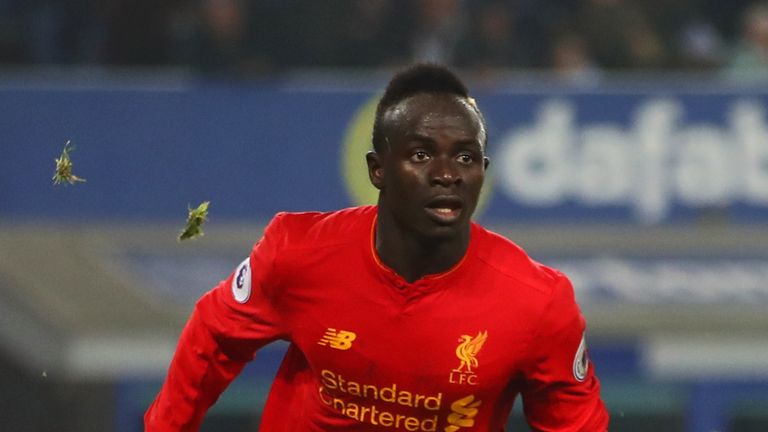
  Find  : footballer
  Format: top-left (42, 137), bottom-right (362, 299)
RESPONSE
top-left (145, 64), bottom-right (609, 431)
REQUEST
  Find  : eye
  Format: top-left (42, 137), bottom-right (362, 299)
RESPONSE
top-left (457, 153), bottom-right (474, 164)
top-left (410, 151), bottom-right (431, 162)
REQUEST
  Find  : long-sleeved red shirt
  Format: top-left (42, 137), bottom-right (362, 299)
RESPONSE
top-left (145, 205), bottom-right (608, 431)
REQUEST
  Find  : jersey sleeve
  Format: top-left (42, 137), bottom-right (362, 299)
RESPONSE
top-left (145, 213), bottom-right (289, 431)
top-left (521, 273), bottom-right (609, 431)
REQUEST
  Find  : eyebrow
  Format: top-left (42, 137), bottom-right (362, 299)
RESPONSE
top-left (457, 140), bottom-right (483, 150)
top-left (405, 133), bottom-right (435, 144)
top-left (405, 133), bottom-right (482, 148)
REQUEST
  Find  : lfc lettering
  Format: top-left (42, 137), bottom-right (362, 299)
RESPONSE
top-left (448, 372), bottom-right (478, 385)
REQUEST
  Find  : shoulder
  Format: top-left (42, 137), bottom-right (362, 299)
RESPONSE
top-left (471, 223), bottom-right (569, 299)
top-left (265, 205), bottom-right (376, 251)
top-left (471, 225), bottom-right (583, 343)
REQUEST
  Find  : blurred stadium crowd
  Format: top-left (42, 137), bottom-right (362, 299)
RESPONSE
top-left (1, 0), bottom-right (768, 82)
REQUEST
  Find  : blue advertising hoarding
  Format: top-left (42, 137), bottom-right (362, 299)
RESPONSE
top-left (1, 80), bottom-right (767, 225)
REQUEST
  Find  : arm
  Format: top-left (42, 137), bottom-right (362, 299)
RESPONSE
top-left (521, 274), bottom-right (609, 432)
top-left (145, 215), bottom-right (288, 431)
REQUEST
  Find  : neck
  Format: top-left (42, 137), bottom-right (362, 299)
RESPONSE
top-left (375, 208), bottom-right (471, 283)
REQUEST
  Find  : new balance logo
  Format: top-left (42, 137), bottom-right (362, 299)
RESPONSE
top-left (318, 328), bottom-right (357, 350)
top-left (444, 394), bottom-right (482, 432)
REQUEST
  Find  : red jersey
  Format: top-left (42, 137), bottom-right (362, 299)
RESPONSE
top-left (145, 206), bottom-right (608, 431)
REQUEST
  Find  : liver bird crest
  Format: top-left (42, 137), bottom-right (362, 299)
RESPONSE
top-left (453, 331), bottom-right (488, 373)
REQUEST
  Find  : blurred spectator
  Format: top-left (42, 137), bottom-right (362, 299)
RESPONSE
top-left (675, 17), bottom-right (725, 69)
top-left (640, 0), bottom-right (724, 70)
top-left (455, 1), bottom-right (530, 70)
top-left (699, 0), bottom-right (757, 41)
top-left (550, 31), bottom-right (603, 85)
top-left (517, 0), bottom-right (582, 68)
top-left (335, 0), bottom-right (412, 67)
top-left (104, 0), bottom-right (179, 65)
top-left (724, 1), bottom-right (768, 82)
top-left (410, 0), bottom-right (466, 64)
top-left (166, 1), bottom-right (198, 65)
top-left (26, 1), bottom-right (68, 63)
top-left (166, 0), bottom-right (281, 74)
top-left (260, 2), bottom-right (348, 68)
top-left (2, 0), bottom-right (107, 65)
top-left (0, 0), bottom-right (26, 63)
top-left (195, 0), bottom-right (248, 72)
top-left (576, 0), bottom-right (668, 69)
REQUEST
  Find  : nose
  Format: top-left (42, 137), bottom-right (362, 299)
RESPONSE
top-left (430, 157), bottom-right (462, 187)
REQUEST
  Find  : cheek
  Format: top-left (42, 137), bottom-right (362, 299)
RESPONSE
top-left (464, 172), bottom-right (486, 196)
top-left (389, 164), bottom-right (423, 187)
top-left (466, 167), bottom-right (485, 184)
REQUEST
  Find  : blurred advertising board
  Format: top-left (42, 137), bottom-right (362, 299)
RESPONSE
top-left (1, 79), bottom-right (767, 225)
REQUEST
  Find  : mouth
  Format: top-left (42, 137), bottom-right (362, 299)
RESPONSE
top-left (424, 195), bottom-right (464, 224)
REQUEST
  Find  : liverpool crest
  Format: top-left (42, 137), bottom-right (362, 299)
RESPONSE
top-left (449, 331), bottom-right (488, 385)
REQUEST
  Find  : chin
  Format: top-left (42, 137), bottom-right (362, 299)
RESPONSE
top-left (418, 221), bottom-right (468, 241)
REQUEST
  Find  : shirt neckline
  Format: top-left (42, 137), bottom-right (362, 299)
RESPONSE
top-left (367, 210), bottom-right (476, 292)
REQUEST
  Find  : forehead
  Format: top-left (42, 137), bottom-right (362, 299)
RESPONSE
top-left (382, 93), bottom-right (485, 144)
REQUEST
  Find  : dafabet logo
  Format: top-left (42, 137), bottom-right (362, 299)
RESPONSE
top-left (318, 328), bottom-right (357, 350)
top-left (449, 331), bottom-right (488, 386)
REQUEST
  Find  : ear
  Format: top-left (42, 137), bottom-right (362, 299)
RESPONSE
top-left (483, 156), bottom-right (490, 170)
top-left (366, 151), bottom-right (385, 190)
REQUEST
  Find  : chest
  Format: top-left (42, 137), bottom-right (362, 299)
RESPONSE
top-left (277, 269), bottom-right (538, 401)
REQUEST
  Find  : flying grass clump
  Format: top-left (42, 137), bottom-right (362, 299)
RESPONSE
top-left (52, 140), bottom-right (86, 185)
top-left (179, 201), bottom-right (210, 241)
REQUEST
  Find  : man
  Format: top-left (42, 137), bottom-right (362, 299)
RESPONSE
top-left (145, 64), bottom-right (609, 431)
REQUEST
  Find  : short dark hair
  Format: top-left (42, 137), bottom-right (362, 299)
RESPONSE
top-left (372, 63), bottom-right (484, 153)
